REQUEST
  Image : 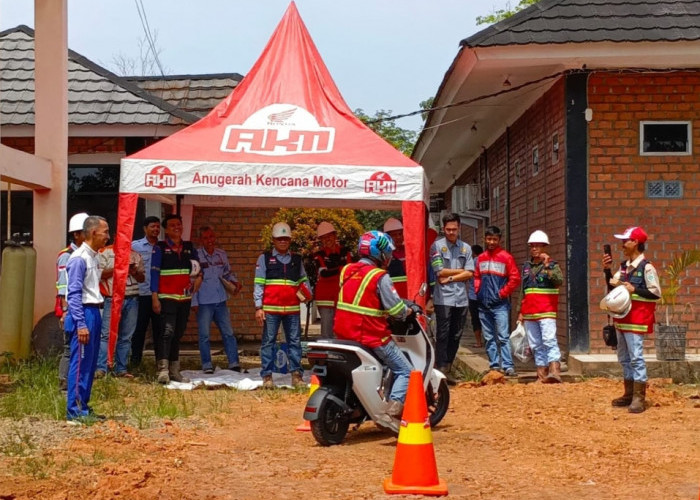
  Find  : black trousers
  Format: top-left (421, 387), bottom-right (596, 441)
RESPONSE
top-left (159, 299), bottom-right (191, 362)
top-left (434, 304), bottom-right (468, 368)
top-left (131, 295), bottom-right (162, 365)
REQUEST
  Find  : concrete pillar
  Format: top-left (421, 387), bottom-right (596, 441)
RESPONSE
top-left (33, 0), bottom-right (68, 323)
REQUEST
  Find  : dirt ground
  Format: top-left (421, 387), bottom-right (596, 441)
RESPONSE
top-left (0, 377), bottom-right (698, 500)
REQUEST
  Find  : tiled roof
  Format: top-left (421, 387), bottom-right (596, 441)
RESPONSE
top-left (463, 0), bottom-right (700, 47)
top-left (127, 74), bottom-right (242, 118)
top-left (0, 25), bottom-right (198, 126)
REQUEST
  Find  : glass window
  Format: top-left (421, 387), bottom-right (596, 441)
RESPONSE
top-left (640, 121), bottom-right (691, 155)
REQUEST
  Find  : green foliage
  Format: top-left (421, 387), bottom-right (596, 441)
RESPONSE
top-left (355, 210), bottom-right (401, 232)
top-left (419, 97), bottom-right (435, 122)
top-left (660, 249), bottom-right (700, 324)
top-left (477, 0), bottom-right (540, 25)
top-left (0, 356), bottom-right (65, 420)
top-left (261, 208), bottom-right (364, 258)
top-left (354, 108), bottom-right (417, 156)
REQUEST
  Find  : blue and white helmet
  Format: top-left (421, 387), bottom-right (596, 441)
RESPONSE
top-left (358, 230), bottom-right (395, 265)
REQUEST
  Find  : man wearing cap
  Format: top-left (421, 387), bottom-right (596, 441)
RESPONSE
top-left (312, 221), bottom-right (352, 338)
top-left (603, 226), bottom-right (661, 413)
top-left (383, 217), bottom-right (408, 299)
top-left (517, 230), bottom-right (564, 383)
top-left (429, 213), bottom-right (474, 380)
top-left (150, 214), bottom-right (202, 384)
top-left (192, 225), bottom-right (242, 373)
top-left (56, 212), bottom-right (89, 391)
top-left (254, 222), bottom-right (312, 389)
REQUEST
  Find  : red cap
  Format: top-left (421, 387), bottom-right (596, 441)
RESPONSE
top-left (613, 226), bottom-right (647, 244)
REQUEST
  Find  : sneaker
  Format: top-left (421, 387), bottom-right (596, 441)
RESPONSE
top-left (228, 366), bottom-right (241, 372)
top-left (505, 368), bottom-right (518, 378)
top-left (203, 367), bottom-right (214, 374)
top-left (291, 372), bottom-right (304, 388)
top-left (94, 370), bottom-right (106, 379)
top-left (262, 375), bottom-right (274, 389)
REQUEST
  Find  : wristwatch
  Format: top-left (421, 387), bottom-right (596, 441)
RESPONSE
top-left (448, 276), bottom-right (454, 283)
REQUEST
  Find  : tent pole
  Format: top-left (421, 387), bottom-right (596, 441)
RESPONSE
top-left (176, 194), bottom-right (183, 215)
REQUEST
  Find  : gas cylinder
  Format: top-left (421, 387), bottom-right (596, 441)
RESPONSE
top-left (0, 241), bottom-right (27, 358)
top-left (19, 240), bottom-right (37, 359)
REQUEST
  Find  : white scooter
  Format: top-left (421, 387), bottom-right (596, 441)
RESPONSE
top-left (303, 286), bottom-right (449, 446)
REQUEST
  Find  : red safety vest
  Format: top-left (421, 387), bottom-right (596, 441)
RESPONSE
top-left (156, 240), bottom-right (195, 301)
top-left (334, 262), bottom-right (392, 348)
top-left (613, 259), bottom-right (657, 334)
top-left (313, 245), bottom-right (351, 308)
top-left (259, 252), bottom-right (307, 315)
top-left (520, 260), bottom-right (559, 320)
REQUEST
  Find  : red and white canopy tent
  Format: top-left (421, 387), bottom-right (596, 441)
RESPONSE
top-left (109, 2), bottom-right (428, 360)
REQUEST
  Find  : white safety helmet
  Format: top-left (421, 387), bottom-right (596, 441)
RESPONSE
top-left (68, 212), bottom-right (90, 233)
top-left (271, 222), bottom-right (292, 239)
top-left (528, 230), bottom-right (550, 245)
top-left (190, 260), bottom-right (201, 278)
top-left (383, 217), bottom-right (403, 233)
top-left (600, 286), bottom-right (632, 319)
top-left (317, 221), bottom-right (336, 237)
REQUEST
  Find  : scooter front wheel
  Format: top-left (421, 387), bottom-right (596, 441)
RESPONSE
top-left (311, 394), bottom-right (350, 446)
top-left (427, 379), bottom-right (450, 427)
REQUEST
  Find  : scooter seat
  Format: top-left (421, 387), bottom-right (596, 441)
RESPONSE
top-left (310, 339), bottom-right (383, 362)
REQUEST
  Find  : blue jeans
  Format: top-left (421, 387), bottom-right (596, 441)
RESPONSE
top-left (197, 301), bottom-right (240, 370)
top-left (616, 331), bottom-right (647, 382)
top-left (524, 318), bottom-right (560, 367)
top-left (98, 296), bottom-right (139, 374)
top-left (479, 303), bottom-right (514, 370)
top-left (374, 341), bottom-right (413, 403)
top-left (260, 313), bottom-right (302, 377)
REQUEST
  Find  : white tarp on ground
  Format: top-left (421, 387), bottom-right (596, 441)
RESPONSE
top-left (164, 367), bottom-right (311, 391)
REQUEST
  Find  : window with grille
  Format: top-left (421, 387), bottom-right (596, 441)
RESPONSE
top-left (640, 121), bottom-right (691, 155)
top-left (646, 180), bottom-right (683, 199)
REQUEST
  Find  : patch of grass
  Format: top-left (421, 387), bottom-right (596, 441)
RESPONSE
top-left (0, 355), bottom-right (65, 420)
top-left (0, 425), bottom-right (36, 457)
top-left (15, 454), bottom-right (55, 479)
top-left (78, 447), bottom-right (107, 467)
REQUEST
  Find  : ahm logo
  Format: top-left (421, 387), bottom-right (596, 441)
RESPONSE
top-left (145, 165), bottom-right (176, 189)
top-left (364, 171), bottom-right (397, 195)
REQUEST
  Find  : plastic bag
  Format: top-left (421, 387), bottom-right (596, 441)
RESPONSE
top-left (510, 321), bottom-right (532, 363)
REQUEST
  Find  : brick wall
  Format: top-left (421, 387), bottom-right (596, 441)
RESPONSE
top-left (181, 206), bottom-right (279, 344)
top-left (452, 79), bottom-right (569, 352)
top-left (587, 70), bottom-right (700, 354)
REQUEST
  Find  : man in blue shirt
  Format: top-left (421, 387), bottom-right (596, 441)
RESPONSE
top-left (429, 213), bottom-right (474, 380)
top-left (192, 226), bottom-right (242, 373)
top-left (130, 216), bottom-right (161, 368)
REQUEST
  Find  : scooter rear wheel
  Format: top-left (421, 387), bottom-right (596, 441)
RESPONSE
top-left (427, 379), bottom-right (450, 427)
top-left (311, 395), bottom-right (350, 446)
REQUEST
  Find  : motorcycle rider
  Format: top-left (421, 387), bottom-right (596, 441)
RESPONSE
top-left (334, 231), bottom-right (414, 423)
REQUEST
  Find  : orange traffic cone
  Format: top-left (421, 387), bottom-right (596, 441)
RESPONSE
top-left (383, 370), bottom-right (448, 496)
top-left (296, 375), bottom-right (321, 432)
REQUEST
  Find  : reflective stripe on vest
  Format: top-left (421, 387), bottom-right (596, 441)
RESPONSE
top-left (336, 267), bottom-right (385, 317)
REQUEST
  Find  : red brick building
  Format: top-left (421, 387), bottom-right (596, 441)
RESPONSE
top-left (413, 0), bottom-right (700, 356)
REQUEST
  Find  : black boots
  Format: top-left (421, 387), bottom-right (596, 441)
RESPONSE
top-left (628, 382), bottom-right (647, 413)
top-left (611, 379), bottom-right (634, 407)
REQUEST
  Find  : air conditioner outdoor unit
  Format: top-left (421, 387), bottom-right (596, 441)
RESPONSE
top-left (451, 184), bottom-right (479, 213)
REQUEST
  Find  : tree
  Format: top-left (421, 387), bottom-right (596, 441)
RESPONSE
top-left (419, 97), bottom-right (435, 122)
top-left (476, 0), bottom-right (540, 25)
top-left (107, 31), bottom-right (170, 76)
top-left (354, 108), bottom-right (417, 157)
top-left (260, 208), bottom-right (364, 259)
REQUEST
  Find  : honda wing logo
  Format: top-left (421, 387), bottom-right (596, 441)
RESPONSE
top-left (220, 104), bottom-right (335, 156)
top-left (145, 165), bottom-right (176, 189)
top-left (364, 171), bottom-right (397, 195)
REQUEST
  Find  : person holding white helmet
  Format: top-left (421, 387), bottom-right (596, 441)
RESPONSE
top-left (517, 230), bottom-right (564, 383)
top-left (55, 212), bottom-right (90, 391)
top-left (383, 217), bottom-right (408, 299)
top-left (254, 221), bottom-right (312, 389)
top-left (312, 221), bottom-right (353, 338)
top-left (602, 226), bottom-right (661, 413)
top-left (334, 230), bottom-right (413, 423)
top-left (150, 214), bottom-right (202, 384)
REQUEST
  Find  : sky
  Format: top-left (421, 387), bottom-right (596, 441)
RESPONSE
top-left (0, 0), bottom-right (510, 132)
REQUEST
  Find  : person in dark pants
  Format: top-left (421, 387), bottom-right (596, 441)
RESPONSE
top-left (429, 213), bottom-right (474, 381)
top-left (130, 216), bottom-right (161, 368)
top-left (150, 214), bottom-right (202, 384)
